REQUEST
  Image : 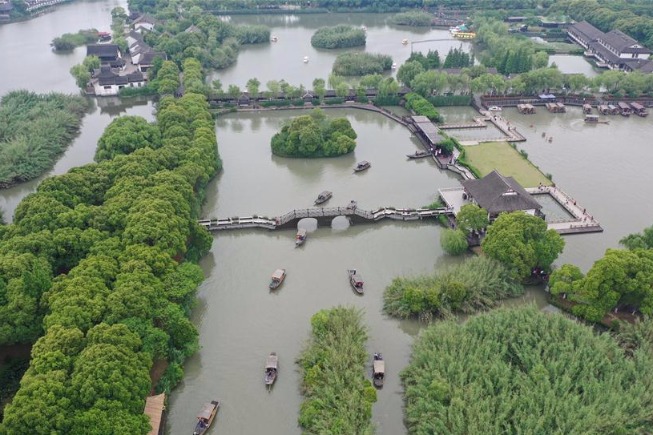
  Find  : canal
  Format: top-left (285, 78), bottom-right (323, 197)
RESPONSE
top-left (1, 5), bottom-right (652, 434)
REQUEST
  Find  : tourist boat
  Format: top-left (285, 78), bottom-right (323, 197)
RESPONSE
top-left (192, 400), bottom-right (220, 435)
top-left (372, 353), bottom-right (385, 388)
top-left (354, 161), bottom-right (371, 172)
top-left (391, 62), bottom-right (397, 69)
top-left (264, 352), bottom-right (278, 388)
top-left (582, 103), bottom-right (592, 114)
top-left (361, 25), bottom-right (367, 32)
top-left (402, 38), bottom-right (408, 45)
top-left (630, 102), bottom-right (648, 117)
top-left (617, 101), bottom-right (632, 116)
top-left (271, 35), bottom-right (278, 42)
top-left (314, 190), bottom-right (332, 205)
top-left (295, 228), bottom-right (307, 247)
top-left (487, 106), bottom-right (502, 112)
top-left (406, 150), bottom-right (431, 159)
top-left (584, 114), bottom-right (608, 124)
top-left (269, 269), bottom-right (286, 290)
top-left (303, 56), bottom-right (309, 63)
top-left (348, 269), bottom-right (364, 294)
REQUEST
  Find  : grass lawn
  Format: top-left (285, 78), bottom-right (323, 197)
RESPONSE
top-left (462, 141), bottom-right (552, 188)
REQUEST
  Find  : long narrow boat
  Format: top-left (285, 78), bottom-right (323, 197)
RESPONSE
top-left (372, 353), bottom-right (385, 388)
top-left (353, 161), bottom-right (371, 172)
top-left (348, 269), bottom-right (364, 295)
top-left (406, 150), bottom-right (431, 159)
top-left (295, 228), bottom-right (307, 247)
top-left (264, 352), bottom-right (279, 389)
top-left (269, 269), bottom-right (286, 290)
top-left (314, 190), bottom-right (332, 205)
top-left (193, 400), bottom-right (220, 435)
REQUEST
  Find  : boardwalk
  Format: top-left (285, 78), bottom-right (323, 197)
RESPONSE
top-left (199, 204), bottom-right (452, 231)
top-left (525, 186), bottom-right (603, 234)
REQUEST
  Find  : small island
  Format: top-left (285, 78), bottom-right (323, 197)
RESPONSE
top-left (271, 109), bottom-right (357, 158)
top-left (311, 25), bottom-right (366, 49)
top-left (332, 52), bottom-right (393, 76)
top-left (390, 10), bottom-right (433, 27)
top-left (51, 29), bottom-right (101, 51)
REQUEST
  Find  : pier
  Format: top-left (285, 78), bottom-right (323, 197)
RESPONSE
top-left (525, 186), bottom-right (603, 234)
top-left (199, 204), bottom-right (452, 231)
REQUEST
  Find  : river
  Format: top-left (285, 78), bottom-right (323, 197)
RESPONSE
top-left (0, 5), bottom-right (649, 435)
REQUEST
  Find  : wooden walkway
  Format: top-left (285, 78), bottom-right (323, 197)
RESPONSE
top-left (439, 117), bottom-right (488, 129)
top-left (525, 186), bottom-right (603, 234)
top-left (199, 204), bottom-right (452, 231)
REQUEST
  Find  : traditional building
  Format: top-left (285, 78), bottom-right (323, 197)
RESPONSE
top-left (567, 21), bottom-right (653, 71)
top-left (461, 170), bottom-right (542, 220)
top-left (87, 44), bottom-right (123, 67)
top-left (125, 30), bottom-right (165, 73)
top-left (92, 66), bottom-right (145, 96)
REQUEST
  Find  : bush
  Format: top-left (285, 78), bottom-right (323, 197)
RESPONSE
top-left (52, 29), bottom-right (99, 51)
top-left (332, 52), bottom-right (393, 76)
top-left (311, 25), bottom-right (366, 49)
top-left (390, 10), bottom-right (432, 26)
top-left (440, 229), bottom-right (468, 255)
top-left (383, 256), bottom-right (523, 320)
top-left (405, 92), bottom-right (441, 122)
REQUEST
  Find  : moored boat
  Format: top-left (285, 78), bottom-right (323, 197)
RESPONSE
top-left (314, 190), bottom-right (332, 205)
top-left (372, 353), bottom-right (385, 388)
top-left (269, 268), bottom-right (286, 290)
top-left (487, 106), bottom-right (502, 112)
top-left (264, 352), bottom-right (279, 388)
top-left (348, 269), bottom-right (364, 294)
top-left (354, 161), bottom-right (371, 172)
top-left (407, 150), bottom-right (431, 159)
top-left (193, 400), bottom-right (220, 435)
top-left (295, 228), bottom-right (307, 247)
top-left (303, 56), bottom-right (309, 63)
top-left (402, 38), bottom-right (408, 45)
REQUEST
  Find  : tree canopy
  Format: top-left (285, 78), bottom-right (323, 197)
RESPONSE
top-left (95, 116), bottom-right (162, 162)
top-left (311, 25), bottom-right (366, 49)
top-left (481, 212), bottom-right (564, 281)
top-left (402, 306), bottom-right (653, 434)
top-left (271, 109), bottom-right (357, 158)
top-left (332, 52), bottom-right (393, 76)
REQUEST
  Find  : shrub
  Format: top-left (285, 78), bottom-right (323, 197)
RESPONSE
top-left (332, 52), bottom-right (393, 76)
top-left (440, 229), bottom-right (468, 255)
top-left (311, 25), bottom-right (366, 49)
top-left (405, 92), bottom-right (441, 122)
top-left (390, 10), bottom-right (432, 26)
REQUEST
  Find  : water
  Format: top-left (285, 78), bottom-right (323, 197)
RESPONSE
top-left (549, 54), bottom-right (600, 77)
top-left (209, 14), bottom-right (473, 88)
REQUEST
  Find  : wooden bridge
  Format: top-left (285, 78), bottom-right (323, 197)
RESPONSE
top-left (199, 204), bottom-right (452, 231)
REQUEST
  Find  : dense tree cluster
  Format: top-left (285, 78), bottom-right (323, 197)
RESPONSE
top-left (401, 306), bottom-right (653, 434)
top-left (332, 52), bottom-right (392, 76)
top-left (311, 25), bottom-right (366, 49)
top-left (0, 90), bottom-right (89, 188)
top-left (550, 224), bottom-right (653, 322)
top-left (152, 60), bottom-right (180, 95)
top-left (442, 46), bottom-right (473, 69)
top-left (0, 86), bottom-right (221, 433)
top-left (404, 93), bottom-right (441, 122)
top-left (95, 116), bottom-right (161, 162)
top-left (390, 10), bottom-right (433, 26)
top-left (481, 212), bottom-right (564, 281)
top-left (182, 57), bottom-right (209, 95)
top-left (405, 50), bottom-right (441, 70)
top-left (271, 109), bottom-right (357, 158)
top-left (383, 256), bottom-right (523, 321)
top-left (297, 306), bottom-right (376, 434)
top-left (51, 29), bottom-right (100, 51)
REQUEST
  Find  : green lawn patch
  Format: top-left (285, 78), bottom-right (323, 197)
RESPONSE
top-left (462, 141), bottom-right (551, 187)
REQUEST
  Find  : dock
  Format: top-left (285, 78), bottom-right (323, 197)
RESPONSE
top-left (199, 204), bottom-right (452, 231)
top-left (525, 186), bottom-right (603, 234)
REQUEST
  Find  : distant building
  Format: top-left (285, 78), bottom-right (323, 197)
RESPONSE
top-left (131, 13), bottom-right (157, 33)
top-left (125, 31), bottom-right (165, 73)
top-left (92, 65), bottom-right (145, 96)
top-left (87, 44), bottom-right (122, 65)
top-left (461, 170), bottom-right (543, 220)
top-left (567, 21), bottom-right (653, 72)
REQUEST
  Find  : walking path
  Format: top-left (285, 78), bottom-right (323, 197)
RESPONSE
top-left (525, 186), bottom-right (603, 234)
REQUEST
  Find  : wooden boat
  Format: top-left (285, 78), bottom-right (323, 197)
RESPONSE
top-left (348, 269), bottom-right (364, 294)
top-left (193, 400), bottom-right (220, 435)
top-left (617, 101), bottom-right (631, 116)
top-left (314, 190), bottom-right (332, 205)
top-left (582, 103), bottom-right (592, 114)
top-left (269, 269), bottom-right (286, 290)
top-left (585, 114), bottom-right (608, 124)
top-left (406, 150), bottom-right (431, 159)
top-left (354, 161), bottom-right (371, 172)
top-left (264, 352), bottom-right (279, 388)
top-left (295, 228), bottom-right (307, 247)
top-left (630, 102), bottom-right (648, 117)
top-left (372, 353), bottom-right (385, 388)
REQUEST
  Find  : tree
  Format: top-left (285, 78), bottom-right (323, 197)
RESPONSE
top-left (266, 80), bottom-right (280, 99)
top-left (312, 78), bottom-right (326, 100)
top-left (455, 204), bottom-right (488, 235)
top-left (481, 212), bottom-right (564, 281)
top-left (396, 60), bottom-right (424, 87)
top-left (440, 229), bottom-right (468, 255)
top-left (246, 78), bottom-right (260, 98)
top-left (227, 84), bottom-right (241, 101)
top-left (95, 116), bottom-right (161, 162)
top-left (620, 224), bottom-right (653, 250)
top-left (70, 64), bottom-right (91, 90)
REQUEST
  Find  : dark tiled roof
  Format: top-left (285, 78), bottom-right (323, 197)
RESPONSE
top-left (623, 58), bottom-right (653, 72)
top-left (87, 44), bottom-right (120, 58)
top-left (411, 116), bottom-right (445, 145)
top-left (96, 66), bottom-right (144, 86)
top-left (461, 170), bottom-right (541, 214)
top-left (588, 41), bottom-right (621, 64)
top-left (568, 21), bottom-right (603, 42)
top-left (600, 29), bottom-right (651, 54)
top-left (139, 51), bottom-right (165, 65)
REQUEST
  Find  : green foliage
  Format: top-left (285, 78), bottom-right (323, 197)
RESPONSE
top-left (297, 306), bottom-right (376, 434)
top-left (0, 90), bottom-right (88, 188)
top-left (383, 256), bottom-right (523, 321)
top-left (332, 52), bottom-right (392, 76)
top-left (397, 60), bottom-right (425, 87)
top-left (390, 10), bottom-right (432, 26)
top-left (402, 306), bottom-right (653, 434)
top-left (52, 29), bottom-right (99, 51)
top-left (311, 25), bottom-right (366, 49)
top-left (0, 93), bottom-right (220, 434)
top-left (0, 357), bottom-right (29, 421)
top-left (153, 60), bottom-right (180, 95)
top-left (271, 109), bottom-right (357, 158)
top-left (620, 224), bottom-right (653, 250)
top-left (404, 93), bottom-right (441, 122)
top-left (443, 46), bottom-right (473, 69)
top-left (440, 229), bottom-right (468, 255)
top-left (405, 50), bottom-right (441, 70)
top-left (95, 116), bottom-right (161, 162)
top-left (482, 212), bottom-right (565, 281)
top-left (455, 204), bottom-right (488, 235)
top-left (182, 58), bottom-right (208, 96)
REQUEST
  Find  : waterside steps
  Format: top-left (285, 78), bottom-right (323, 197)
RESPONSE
top-left (198, 205), bottom-right (452, 231)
